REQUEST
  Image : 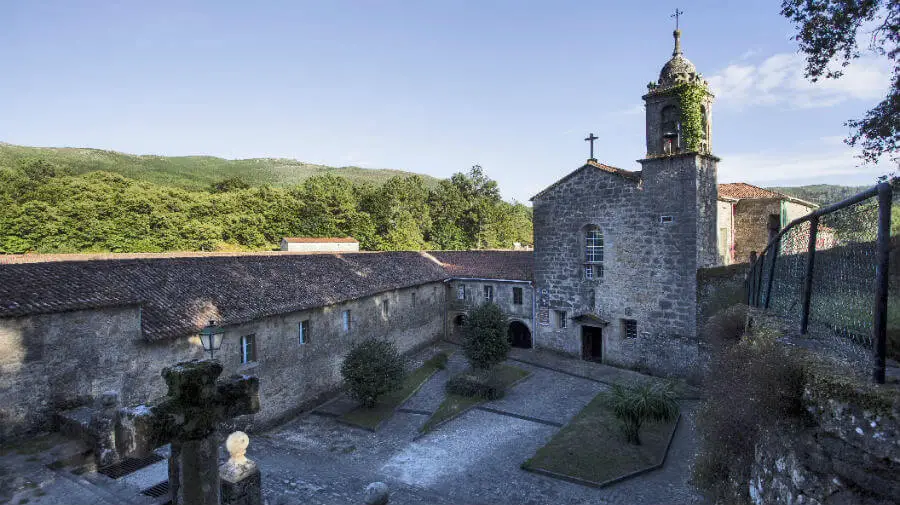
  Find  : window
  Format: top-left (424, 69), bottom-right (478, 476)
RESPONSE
top-left (584, 226), bottom-right (604, 279)
top-left (660, 215), bottom-right (674, 224)
top-left (342, 310), bottom-right (351, 332)
top-left (623, 319), bottom-right (638, 339)
top-left (382, 299), bottom-right (390, 317)
top-left (299, 320), bottom-right (309, 344)
top-left (513, 287), bottom-right (523, 305)
top-left (484, 285), bottom-right (494, 302)
top-left (457, 284), bottom-right (466, 300)
top-left (240, 334), bottom-right (256, 363)
top-left (411, 292), bottom-right (417, 307)
top-left (555, 310), bottom-right (567, 329)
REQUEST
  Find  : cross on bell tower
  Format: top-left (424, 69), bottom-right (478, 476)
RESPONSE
top-left (584, 133), bottom-right (598, 161)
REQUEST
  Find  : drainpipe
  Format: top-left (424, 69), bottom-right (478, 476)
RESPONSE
top-left (531, 281), bottom-right (537, 349)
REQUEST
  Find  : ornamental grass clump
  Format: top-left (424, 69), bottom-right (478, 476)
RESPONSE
top-left (341, 338), bottom-right (406, 408)
top-left (609, 382), bottom-right (679, 445)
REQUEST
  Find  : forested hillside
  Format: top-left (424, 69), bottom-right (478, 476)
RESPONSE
top-left (0, 143), bottom-right (441, 191)
top-left (0, 157), bottom-right (532, 254)
top-left (767, 184), bottom-right (870, 205)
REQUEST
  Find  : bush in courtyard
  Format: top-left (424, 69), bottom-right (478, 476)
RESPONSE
top-left (692, 306), bottom-right (807, 504)
top-left (609, 382), bottom-right (679, 445)
top-left (462, 302), bottom-right (510, 369)
top-left (424, 351), bottom-right (450, 370)
top-left (700, 303), bottom-right (748, 350)
top-left (446, 370), bottom-right (505, 400)
top-left (341, 338), bottom-right (406, 408)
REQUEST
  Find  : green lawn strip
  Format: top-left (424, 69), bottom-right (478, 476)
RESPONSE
top-left (339, 361), bottom-right (441, 431)
top-left (522, 392), bottom-right (678, 486)
top-left (420, 364), bottom-right (531, 434)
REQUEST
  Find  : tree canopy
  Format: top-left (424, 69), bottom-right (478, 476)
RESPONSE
top-left (781, 0), bottom-right (899, 164)
top-left (0, 160), bottom-right (533, 254)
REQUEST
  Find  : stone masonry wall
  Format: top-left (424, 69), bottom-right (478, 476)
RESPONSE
top-left (733, 199), bottom-right (780, 263)
top-left (0, 282), bottom-right (445, 441)
top-left (445, 279), bottom-right (534, 342)
top-left (532, 153), bottom-right (716, 378)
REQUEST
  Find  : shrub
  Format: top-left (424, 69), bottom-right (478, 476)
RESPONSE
top-left (609, 382), bottom-right (679, 444)
top-left (446, 370), bottom-right (505, 400)
top-left (341, 338), bottom-right (406, 408)
top-left (692, 308), bottom-right (807, 504)
top-left (424, 351), bottom-right (450, 370)
top-left (700, 303), bottom-right (748, 350)
top-left (462, 303), bottom-right (510, 369)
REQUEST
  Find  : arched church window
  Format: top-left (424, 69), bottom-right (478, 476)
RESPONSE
top-left (584, 226), bottom-right (604, 280)
top-left (660, 105), bottom-right (679, 154)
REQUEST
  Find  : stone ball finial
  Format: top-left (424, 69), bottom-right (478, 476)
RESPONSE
top-left (226, 431), bottom-right (250, 464)
top-left (363, 482), bottom-right (389, 505)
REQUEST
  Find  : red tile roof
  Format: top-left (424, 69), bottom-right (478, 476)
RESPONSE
top-left (0, 250), bottom-right (534, 341)
top-left (281, 237), bottom-right (358, 243)
top-left (718, 183), bottom-right (817, 207)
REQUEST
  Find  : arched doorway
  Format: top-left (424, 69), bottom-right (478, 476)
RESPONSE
top-left (507, 321), bottom-right (532, 349)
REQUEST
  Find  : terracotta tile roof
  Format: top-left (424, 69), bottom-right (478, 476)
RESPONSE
top-left (718, 183), bottom-right (817, 207)
top-left (281, 237), bottom-right (358, 243)
top-left (427, 251), bottom-right (533, 281)
top-left (0, 250), bottom-right (534, 340)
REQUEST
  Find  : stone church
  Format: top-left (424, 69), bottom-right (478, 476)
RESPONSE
top-left (0, 28), bottom-right (811, 442)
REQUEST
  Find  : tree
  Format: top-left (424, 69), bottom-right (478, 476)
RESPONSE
top-left (609, 382), bottom-right (679, 445)
top-left (209, 176), bottom-right (251, 193)
top-left (462, 302), bottom-right (510, 370)
top-left (781, 0), bottom-right (899, 164)
top-left (341, 338), bottom-right (406, 407)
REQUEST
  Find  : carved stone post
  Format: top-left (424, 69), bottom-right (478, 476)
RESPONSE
top-left (220, 431), bottom-right (262, 505)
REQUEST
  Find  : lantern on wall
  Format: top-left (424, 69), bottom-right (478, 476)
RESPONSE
top-left (199, 320), bottom-right (224, 359)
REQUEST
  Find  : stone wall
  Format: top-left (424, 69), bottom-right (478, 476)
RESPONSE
top-left (532, 153), bottom-right (717, 378)
top-left (445, 279), bottom-right (534, 344)
top-left (717, 200), bottom-right (735, 265)
top-left (750, 374), bottom-right (900, 505)
top-left (0, 282), bottom-right (445, 441)
top-left (733, 199), bottom-right (780, 262)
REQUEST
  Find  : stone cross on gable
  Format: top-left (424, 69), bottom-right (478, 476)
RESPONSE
top-left (116, 360), bottom-right (260, 505)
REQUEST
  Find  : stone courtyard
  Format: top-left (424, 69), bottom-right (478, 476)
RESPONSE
top-left (1, 345), bottom-right (704, 505)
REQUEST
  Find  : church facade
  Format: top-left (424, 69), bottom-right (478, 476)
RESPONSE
top-left (531, 28), bottom-right (719, 378)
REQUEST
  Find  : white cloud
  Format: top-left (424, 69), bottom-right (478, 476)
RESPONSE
top-left (720, 138), bottom-right (894, 185)
top-left (707, 52), bottom-right (891, 109)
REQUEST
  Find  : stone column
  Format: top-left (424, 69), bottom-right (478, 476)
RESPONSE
top-left (220, 431), bottom-right (262, 505)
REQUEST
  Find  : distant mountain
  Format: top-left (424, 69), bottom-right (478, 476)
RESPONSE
top-left (767, 184), bottom-right (871, 206)
top-left (0, 142), bottom-right (442, 190)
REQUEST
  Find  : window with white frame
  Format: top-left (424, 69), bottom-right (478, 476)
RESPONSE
top-left (622, 319), bottom-right (638, 339)
top-left (584, 226), bottom-right (604, 279)
top-left (240, 334), bottom-right (256, 363)
top-left (299, 320), bottom-right (309, 344)
top-left (457, 284), bottom-right (466, 300)
top-left (484, 285), bottom-right (494, 302)
top-left (554, 310), bottom-right (567, 329)
top-left (342, 310), bottom-right (351, 332)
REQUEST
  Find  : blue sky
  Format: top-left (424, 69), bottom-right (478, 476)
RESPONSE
top-left (0, 1), bottom-right (894, 202)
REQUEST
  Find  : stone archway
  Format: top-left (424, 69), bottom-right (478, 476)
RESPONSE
top-left (507, 320), bottom-right (532, 349)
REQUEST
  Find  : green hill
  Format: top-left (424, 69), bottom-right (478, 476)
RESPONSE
top-left (767, 184), bottom-right (871, 206)
top-left (0, 142), bottom-right (442, 190)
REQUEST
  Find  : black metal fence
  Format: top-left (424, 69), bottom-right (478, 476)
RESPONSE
top-left (747, 182), bottom-right (893, 383)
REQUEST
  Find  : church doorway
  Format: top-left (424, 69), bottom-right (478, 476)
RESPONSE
top-left (581, 326), bottom-right (603, 362)
top-left (507, 321), bottom-right (532, 349)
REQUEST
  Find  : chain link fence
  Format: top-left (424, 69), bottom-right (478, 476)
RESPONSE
top-left (747, 182), bottom-right (893, 383)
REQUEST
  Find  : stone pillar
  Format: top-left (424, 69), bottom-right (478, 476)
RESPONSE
top-left (220, 431), bottom-right (262, 505)
top-left (171, 436), bottom-right (221, 505)
top-left (89, 391), bottom-right (120, 467)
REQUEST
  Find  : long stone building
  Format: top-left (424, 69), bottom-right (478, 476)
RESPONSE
top-left (0, 28), bottom-right (815, 442)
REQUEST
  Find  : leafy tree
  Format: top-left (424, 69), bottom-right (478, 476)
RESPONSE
top-left (609, 382), bottom-right (679, 445)
top-left (781, 0), bottom-right (899, 164)
top-left (209, 176), bottom-right (251, 193)
top-left (341, 338), bottom-right (406, 407)
top-left (17, 157), bottom-right (70, 180)
top-left (462, 302), bottom-right (510, 370)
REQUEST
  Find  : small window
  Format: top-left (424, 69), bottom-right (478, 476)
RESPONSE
top-left (484, 285), bottom-right (494, 302)
top-left (555, 310), bottom-right (567, 329)
top-left (411, 292), bottom-right (417, 307)
top-left (299, 320), bottom-right (309, 344)
top-left (513, 287), bottom-right (523, 305)
top-left (457, 284), bottom-right (466, 300)
top-left (240, 334), bottom-right (256, 363)
top-left (623, 319), bottom-right (638, 339)
top-left (382, 299), bottom-right (390, 317)
top-left (342, 310), bottom-right (351, 332)
top-left (660, 215), bottom-right (674, 224)
top-left (584, 265), bottom-right (594, 280)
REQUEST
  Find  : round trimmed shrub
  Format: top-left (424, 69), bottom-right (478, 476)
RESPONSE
top-left (341, 338), bottom-right (406, 408)
top-left (462, 302), bottom-right (510, 370)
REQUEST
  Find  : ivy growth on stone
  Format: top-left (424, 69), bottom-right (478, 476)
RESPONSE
top-left (675, 83), bottom-right (707, 153)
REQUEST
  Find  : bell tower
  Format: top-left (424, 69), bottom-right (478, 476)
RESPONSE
top-left (642, 27), bottom-right (714, 157)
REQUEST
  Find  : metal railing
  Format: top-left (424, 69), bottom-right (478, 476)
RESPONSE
top-left (747, 182), bottom-right (893, 383)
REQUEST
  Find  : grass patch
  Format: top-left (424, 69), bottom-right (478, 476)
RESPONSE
top-left (522, 392), bottom-right (677, 485)
top-left (339, 353), bottom-right (448, 431)
top-left (420, 364), bottom-right (530, 433)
